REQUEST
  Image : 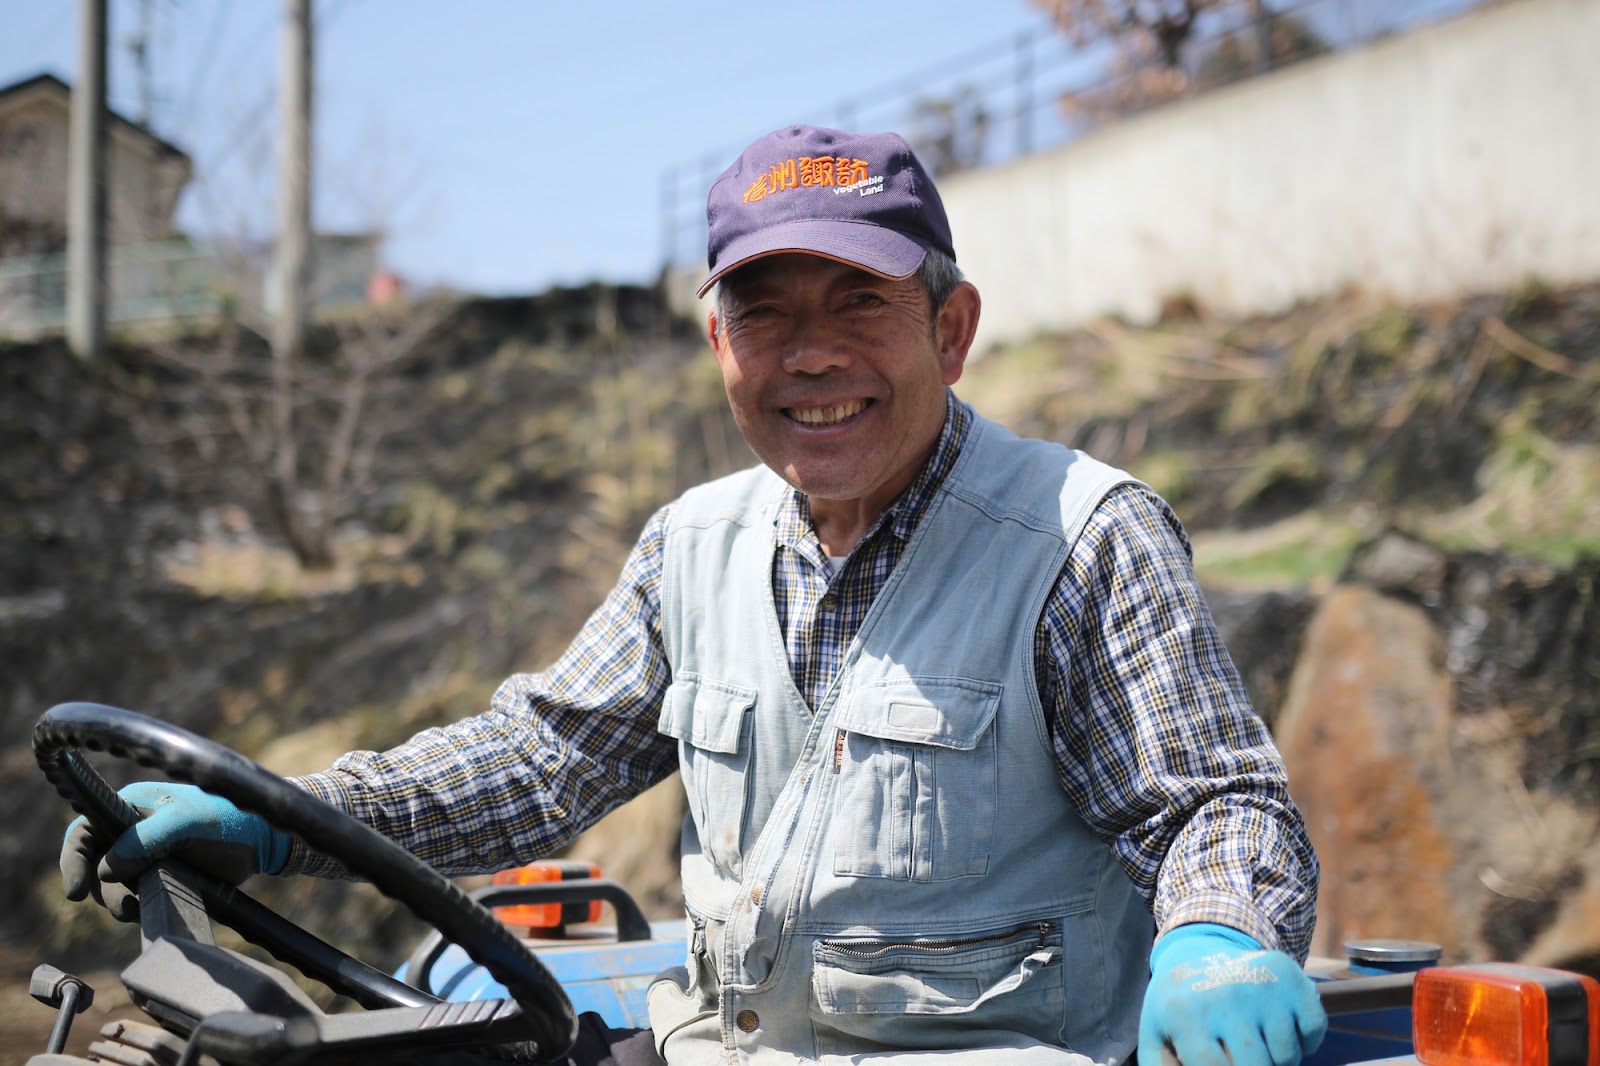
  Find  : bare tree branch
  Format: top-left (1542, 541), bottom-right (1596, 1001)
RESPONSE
top-left (312, 298), bottom-right (456, 552)
top-left (1035, 0), bottom-right (1223, 65)
top-left (118, 292), bottom-right (459, 571)
top-left (1036, 0), bottom-right (1327, 122)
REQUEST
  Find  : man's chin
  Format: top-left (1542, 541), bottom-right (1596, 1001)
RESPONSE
top-left (777, 467), bottom-right (868, 503)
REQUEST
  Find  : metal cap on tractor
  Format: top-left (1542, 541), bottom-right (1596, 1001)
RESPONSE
top-left (1344, 938), bottom-right (1445, 967)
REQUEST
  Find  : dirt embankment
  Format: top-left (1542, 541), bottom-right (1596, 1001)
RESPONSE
top-left (1, 279), bottom-right (1596, 1061)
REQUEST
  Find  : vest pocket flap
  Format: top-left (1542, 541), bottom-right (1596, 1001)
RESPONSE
top-left (837, 680), bottom-right (1002, 750)
top-left (658, 677), bottom-right (756, 754)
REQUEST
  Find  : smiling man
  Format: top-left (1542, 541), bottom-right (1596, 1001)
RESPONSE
top-left (63, 126), bottom-right (1325, 1066)
top-left (708, 251), bottom-right (973, 553)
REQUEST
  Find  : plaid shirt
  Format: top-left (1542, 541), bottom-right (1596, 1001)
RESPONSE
top-left (292, 391), bottom-right (1317, 960)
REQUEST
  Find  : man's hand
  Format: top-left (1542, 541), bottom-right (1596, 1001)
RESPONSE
top-left (1139, 923), bottom-right (1327, 1066)
top-left (60, 781), bottom-right (293, 922)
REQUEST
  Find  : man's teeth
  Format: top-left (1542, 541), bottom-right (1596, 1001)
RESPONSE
top-left (788, 401), bottom-right (866, 425)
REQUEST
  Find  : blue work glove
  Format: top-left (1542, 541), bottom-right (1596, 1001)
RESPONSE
top-left (60, 781), bottom-right (293, 923)
top-left (1139, 923), bottom-right (1327, 1066)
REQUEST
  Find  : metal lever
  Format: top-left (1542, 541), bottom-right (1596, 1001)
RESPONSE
top-left (30, 964), bottom-right (96, 1055)
top-left (1316, 970), bottom-right (1417, 1014)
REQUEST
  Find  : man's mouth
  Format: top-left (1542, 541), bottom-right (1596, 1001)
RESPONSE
top-left (785, 400), bottom-right (868, 426)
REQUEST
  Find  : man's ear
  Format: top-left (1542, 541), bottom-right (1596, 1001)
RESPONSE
top-left (708, 308), bottom-right (735, 375)
top-left (936, 282), bottom-right (981, 386)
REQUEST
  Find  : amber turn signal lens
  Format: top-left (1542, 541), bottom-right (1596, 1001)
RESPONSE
top-left (491, 860), bottom-right (602, 932)
top-left (1413, 964), bottom-right (1599, 1066)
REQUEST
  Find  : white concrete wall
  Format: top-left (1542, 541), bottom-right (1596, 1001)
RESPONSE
top-left (943, 0), bottom-right (1600, 351)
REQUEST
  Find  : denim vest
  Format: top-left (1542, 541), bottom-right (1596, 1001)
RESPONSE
top-left (648, 413), bottom-right (1156, 1065)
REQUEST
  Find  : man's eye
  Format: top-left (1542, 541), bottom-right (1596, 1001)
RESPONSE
top-left (730, 305), bottom-right (777, 325)
top-left (845, 291), bottom-right (885, 308)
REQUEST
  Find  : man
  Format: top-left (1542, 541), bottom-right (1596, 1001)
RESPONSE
top-left (63, 125), bottom-right (1325, 1066)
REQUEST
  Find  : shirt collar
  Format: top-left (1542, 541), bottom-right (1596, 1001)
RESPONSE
top-left (773, 389), bottom-right (971, 554)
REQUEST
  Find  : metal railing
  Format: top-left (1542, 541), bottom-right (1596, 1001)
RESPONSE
top-left (658, 0), bottom-right (1490, 276)
top-left (0, 240), bottom-right (229, 338)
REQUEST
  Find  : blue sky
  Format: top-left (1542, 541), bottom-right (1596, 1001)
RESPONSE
top-left (1, 0), bottom-right (1057, 295)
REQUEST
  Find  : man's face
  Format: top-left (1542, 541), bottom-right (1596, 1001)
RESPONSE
top-left (709, 254), bottom-right (978, 520)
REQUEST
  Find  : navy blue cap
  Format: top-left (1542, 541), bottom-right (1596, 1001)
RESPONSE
top-left (697, 125), bottom-right (956, 298)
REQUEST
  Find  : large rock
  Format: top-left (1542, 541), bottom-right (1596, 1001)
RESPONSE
top-left (1278, 536), bottom-right (1600, 971)
top-left (1276, 585), bottom-right (1466, 957)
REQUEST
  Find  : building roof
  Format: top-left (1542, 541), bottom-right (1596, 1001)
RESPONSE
top-left (0, 72), bottom-right (191, 162)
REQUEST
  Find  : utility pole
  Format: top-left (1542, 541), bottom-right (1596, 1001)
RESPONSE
top-left (269, 0), bottom-right (316, 561)
top-left (66, 0), bottom-right (108, 361)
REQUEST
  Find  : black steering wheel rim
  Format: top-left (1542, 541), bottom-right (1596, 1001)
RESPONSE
top-left (34, 701), bottom-right (578, 1060)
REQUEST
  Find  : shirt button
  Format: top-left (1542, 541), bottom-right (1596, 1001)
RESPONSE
top-left (750, 885), bottom-right (763, 905)
top-left (737, 1009), bottom-right (760, 1033)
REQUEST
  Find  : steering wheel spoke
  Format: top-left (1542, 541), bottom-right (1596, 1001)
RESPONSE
top-left (137, 861), bottom-right (438, 1010)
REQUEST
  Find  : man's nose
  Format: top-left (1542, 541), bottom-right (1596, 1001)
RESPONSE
top-left (782, 313), bottom-right (851, 375)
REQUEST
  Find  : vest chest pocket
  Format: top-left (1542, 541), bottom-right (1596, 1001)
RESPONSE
top-left (659, 676), bottom-right (756, 876)
top-left (832, 679), bottom-right (1001, 882)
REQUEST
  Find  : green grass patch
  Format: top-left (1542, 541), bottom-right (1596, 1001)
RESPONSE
top-left (1192, 513), bottom-right (1366, 590)
top-left (1196, 535), bottom-right (1357, 589)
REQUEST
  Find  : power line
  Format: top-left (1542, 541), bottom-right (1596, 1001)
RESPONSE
top-left (183, 0), bottom-right (361, 242)
top-left (176, 0), bottom-right (232, 130)
top-left (198, 0), bottom-right (358, 171)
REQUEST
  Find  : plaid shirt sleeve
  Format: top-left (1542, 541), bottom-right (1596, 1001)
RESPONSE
top-left (284, 506), bottom-right (681, 879)
top-left (1039, 484), bottom-right (1320, 962)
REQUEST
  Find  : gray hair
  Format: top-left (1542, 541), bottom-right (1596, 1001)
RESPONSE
top-left (915, 247), bottom-right (965, 312)
top-left (713, 247), bottom-right (965, 335)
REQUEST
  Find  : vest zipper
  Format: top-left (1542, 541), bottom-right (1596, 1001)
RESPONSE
top-left (821, 921), bottom-right (1056, 959)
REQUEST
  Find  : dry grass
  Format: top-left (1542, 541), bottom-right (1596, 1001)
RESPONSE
top-left (969, 286), bottom-right (1599, 588)
top-left (1421, 423), bottom-right (1600, 566)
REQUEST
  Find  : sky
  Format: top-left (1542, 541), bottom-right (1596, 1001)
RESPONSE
top-left (0, 0), bottom-right (1059, 295)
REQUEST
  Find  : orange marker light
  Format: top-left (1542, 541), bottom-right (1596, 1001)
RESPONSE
top-left (491, 860), bottom-right (602, 934)
top-left (1414, 965), bottom-right (1599, 1066)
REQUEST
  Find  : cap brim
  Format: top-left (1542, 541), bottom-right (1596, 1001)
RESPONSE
top-left (695, 219), bottom-right (929, 299)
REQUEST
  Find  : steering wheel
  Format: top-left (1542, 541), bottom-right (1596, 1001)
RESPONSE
top-left (34, 701), bottom-right (579, 1062)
